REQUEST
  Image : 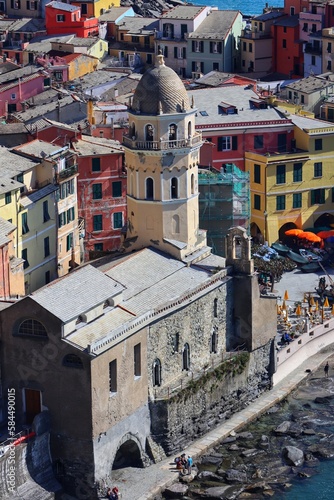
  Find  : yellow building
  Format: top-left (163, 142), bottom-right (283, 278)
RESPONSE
top-left (246, 114), bottom-right (334, 244)
top-left (72, 0), bottom-right (120, 18)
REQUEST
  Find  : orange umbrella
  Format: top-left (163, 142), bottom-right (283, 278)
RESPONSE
top-left (284, 290), bottom-right (289, 300)
top-left (282, 300), bottom-right (287, 310)
top-left (296, 304), bottom-right (302, 316)
top-left (285, 229), bottom-right (303, 236)
top-left (324, 297), bottom-right (330, 308)
top-left (297, 231), bottom-right (322, 243)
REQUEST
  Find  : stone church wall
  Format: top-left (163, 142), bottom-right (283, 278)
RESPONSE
top-left (149, 342), bottom-right (272, 455)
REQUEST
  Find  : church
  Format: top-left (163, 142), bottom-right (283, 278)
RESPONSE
top-left (0, 54), bottom-right (277, 497)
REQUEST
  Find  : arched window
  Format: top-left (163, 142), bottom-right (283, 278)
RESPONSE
top-left (211, 331), bottom-right (218, 353)
top-left (63, 353), bottom-right (83, 368)
top-left (169, 123), bottom-right (177, 143)
top-left (172, 214), bottom-right (180, 234)
top-left (234, 236), bottom-right (242, 259)
top-left (191, 173), bottom-right (195, 195)
top-left (153, 359), bottom-right (162, 386)
top-left (145, 124), bottom-right (154, 142)
top-left (131, 122), bottom-right (136, 139)
top-left (182, 343), bottom-right (190, 371)
top-left (171, 177), bottom-right (178, 199)
top-left (104, 299), bottom-right (112, 309)
top-left (172, 332), bottom-right (179, 353)
top-left (18, 319), bottom-right (47, 337)
top-left (214, 298), bottom-right (218, 318)
top-left (188, 121), bottom-right (192, 138)
top-left (146, 178), bottom-right (154, 200)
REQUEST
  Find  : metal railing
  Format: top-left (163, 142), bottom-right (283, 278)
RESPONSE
top-left (152, 346), bottom-right (248, 401)
top-left (58, 164), bottom-right (78, 180)
top-left (123, 133), bottom-right (202, 151)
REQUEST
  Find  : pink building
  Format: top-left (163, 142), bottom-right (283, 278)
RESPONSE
top-left (0, 71), bottom-right (48, 116)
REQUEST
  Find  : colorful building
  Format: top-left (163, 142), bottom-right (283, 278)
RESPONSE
top-left (271, 15), bottom-right (303, 78)
top-left (245, 114), bottom-right (334, 244)
top-left (0, 71), bottom-right (49, 117)
top-left (71, 0), bottom-right (120, 19)
top-left (45, 2), bottom-right (99, 38)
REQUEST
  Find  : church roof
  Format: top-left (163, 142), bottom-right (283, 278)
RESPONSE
top-left (131, 54), bottom-right (191, 115)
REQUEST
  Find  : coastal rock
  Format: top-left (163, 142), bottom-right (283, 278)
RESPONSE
top-left (222, 436), bottom-right (237, 444)
top-left (197, 470), bottom-right (222, 481)
top-left (203, 484), bottom-right (244, 498)
top-left (282, 446), bottom-right (304, 466)
top-left (200, 455), bottom-right (223, 467)
top-left (238, 432), bottom-right (254, 440)
top-left (225, 468), bottom-right (248, 483)
top-left (241, 448), bottom-right (264, 458)
top-left (228, 444), bottom-right (240, 451)
top-left (164, 482), bottom-right (188, 497)
top-left (303, 428), bottom-right (316, 435)
top-left (273, 421), bottom-right (291, 434)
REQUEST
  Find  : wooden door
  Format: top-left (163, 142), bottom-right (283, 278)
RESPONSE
top-left (25, 389), bottom-right (41, 424)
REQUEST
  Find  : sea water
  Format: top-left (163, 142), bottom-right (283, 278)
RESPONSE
top-left (192, 0), bottom-right (284, 17)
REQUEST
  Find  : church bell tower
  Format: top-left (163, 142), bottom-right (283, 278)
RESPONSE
top-left (122, 54), bottom-right (209, 262)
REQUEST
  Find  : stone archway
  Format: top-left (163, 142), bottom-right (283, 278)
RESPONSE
top-left (250, 222), bottom-right (263, 244)
top-left (314, 213), bottom-right (334, 228)
top-left (278, 222), bottom-right (297, 242)
top-left (112, 433), bottom-right (145, 470)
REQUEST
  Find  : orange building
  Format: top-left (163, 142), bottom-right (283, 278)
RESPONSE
top-left (271, 16), bottom-right (304, 78)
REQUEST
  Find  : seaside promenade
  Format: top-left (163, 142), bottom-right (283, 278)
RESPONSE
top-left (110, 268), bottom-right (334, 500)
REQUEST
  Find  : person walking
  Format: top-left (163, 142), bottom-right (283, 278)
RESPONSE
top-left (186, 455), bottom-right (193, 475)
top-left (324, 362), bottom-right (329, 378)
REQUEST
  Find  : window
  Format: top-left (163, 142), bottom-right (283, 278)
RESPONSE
top-left (282, 39), bottom-right (286, 48)
top-left (134, 343), bottom-right (141, 377)
top-left (254, 135), bottom-right (263, 149)
top-left (63, 354), bottom-right (83, 368)
top-left (311, 188), bottom-right (325, 204)
top-left (44, 237), bottom-right (50, 258)
top-left (293, 163), bottom-right (302, 182)
top-left (276, 165), bottom-right (286, 184)
top-left (172, 332), bottom-right (179, 353)
top-left (311, 55), bottom-right (316, 66)
top-left (81, 3), bottom-right (87, 14)
top-left (254, 194), bottom-right (261, 210)
top-left (94, 243), bottom-right (103, 252)
top-left (192, 40), bottom-right (204, 53)
top-left (113, 212), bottom-right (123, 229)
top-left (153, 359), bottom-right (161, 386)
top-left (57, 14), bottom-right (65, 22)
top-left (290, 6), bottom-right (295, 14)
top-left (210, 41), bottom-right (222, 53)
top-left (45, 270), bottom-right (50, 284)
top-left (92, 183), bottom-right (102, 199)
top-left (182, 343), bottom-right (190, 370)
top-left (109, 360), bottom-right (117, 393)
top-left (301, 95), bottom-right (304, 104)
top-left (58, 212), bottom-right (66, 227)
top-left (171, 177), bottom-right (178, 199)
top-left (211, 331), bottom-right (218, 353)
top-left (293, 193), bottom-right (302, 208)
top-left (146, 178), bottom-right (154, 200)
top-left (11, 0), bottom-right (21, 8)
top-left (5, 191), bottom-right (11, 204)
top-left (18, 319), bottom-right (47, 337)
top-left (314, 162), bottom-right (322, 177)
top-left (214, 298), bottom-right (218, 318)
top-left (21, 248), bottom-right (29, 269)
top-left (174, 47), bottom-right (178, 59)
top-left (327, 60), bottom-right (332, 71)
top-left (249, 43), bottom-right (252, 52)
top-left (312, 24), bottom-right (317, 33)
top-left (327, 42), bottom-right (332, 53)
top-left (254, 164), bottom-right (261, 184)
top-left (93, 215), bottom-right (103, 232)
top-left (17, 173), bottom-right (24, 193)
top-left (66, 207), bottom-right (75, 223)
top-left (92, 157), bottom-right (101, 171)
top-left (112, 181), bottom-right (122, 198)
top-left (276, 195), bottom-right (286, 211)
top-left (283, 26), bottom-right (287, 32)
top-left (21, 212), bottom-right (29, 234)
top-left (315, 139), bottom-right (322, 151)
top-left (132, 36), bottom-right (139, 43)
top-left (218, 136), bottom-right (231, 151)
top-left (43, 200), bottom-right (50, 222)
top-left (243, 41), bottom-right (246, 51)
top-left (66, 232), bottom-right (73, 251)
top-left (11, 93), bottom-right (16, 101)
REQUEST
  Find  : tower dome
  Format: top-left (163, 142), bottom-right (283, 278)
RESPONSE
top-left (132, 54), bottom-right (191, 115)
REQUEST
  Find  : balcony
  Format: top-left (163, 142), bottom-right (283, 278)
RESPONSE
top-left (123, 133), bottom-right (202, 151)
top-left (304, 42), bottom-right (322, 54)
top-left (57, 164), bottom-right (78, 181)
top-left (155, 31), bottom-right (188, 42)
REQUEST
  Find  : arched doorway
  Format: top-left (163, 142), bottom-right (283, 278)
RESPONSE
top-left (314, 213), bottom-right (334, 228)
top-left (112, 436), bottom-right (144, 470)
top-left (278, 222), bottom-right (297, 242)
top-left (250, 222), bottom-right (262, 244)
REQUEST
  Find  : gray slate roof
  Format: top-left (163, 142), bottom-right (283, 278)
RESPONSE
top-left (0, 217), bottom-right (16, 247)
top-left (188, 10), bottom-right (240, 40)
top-left (30, 264), bottom-right (125, 322)
top-left (0, 66), bottom-right (40, 85)
top-left (289, 114), bottom-right (334, 131)
top-left (116, 16), bottom-right (158, 34)
top-left (74, 137), bottom-right (123, 156)
top-left (99, 7), bottom-right (134, 21)
top-left (20, 184), bottom-right (58, 207)
top-left (189, 85), bottom-right (289, 128)
top-left (26, 34), bottom-right (75, 54)
top-left (285, 75), bottom-right (334, 94)
top-left (4, 18), bottom-right (45, 33)
top-left (160, 5), bottom-right (206, 19)
top-left (46, 1), bottom-right (78, 12)
top-left (0, 148), bottom-right (38, 176)
top-left (14, 139), bottom-right (69, 160)
top-left (0, 177), bottom-right (23, 195)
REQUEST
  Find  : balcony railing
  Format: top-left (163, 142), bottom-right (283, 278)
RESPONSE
top-left (57, 164), bottom-right (78, 180)
top-left (241, 29), bottom-right (271, 40)
top-left (123, 133), bottom-right (202, 151)
top-left (155, 31), bottom-right (188, 41)
top-left (304, 42), bottom-right (322, 54)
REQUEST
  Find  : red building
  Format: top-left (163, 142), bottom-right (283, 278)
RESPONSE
top-left (72, 137), bottom-right (126, 260)
top-left (191, 85), bottom-right (293, 172)
top-left (271, 16), bottom-right (304, 78)
top-left (45, 1), bottom-right (99, 37)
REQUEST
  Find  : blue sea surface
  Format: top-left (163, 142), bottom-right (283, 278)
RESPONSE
top-left (191, 0), bottom-right (284, 16)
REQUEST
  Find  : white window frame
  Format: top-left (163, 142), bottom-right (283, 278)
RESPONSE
top-left (11, 93), bottom-right (16, 100)
top-left (222, 136), bottom-right (232, 151)
top-left (57, 14), bottom-right (65, 22)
